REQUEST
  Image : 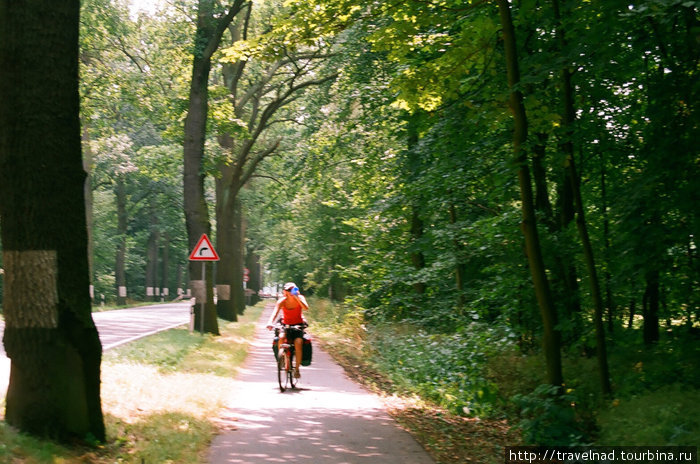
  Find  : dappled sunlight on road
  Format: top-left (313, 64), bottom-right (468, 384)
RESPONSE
top-left (214, 408), bottom-right (405, 463)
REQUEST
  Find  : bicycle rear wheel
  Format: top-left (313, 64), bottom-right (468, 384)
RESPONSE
top-left (288, 351), bottom-right (298, 389)
top-left (277, 352), bottom-right (287, 392)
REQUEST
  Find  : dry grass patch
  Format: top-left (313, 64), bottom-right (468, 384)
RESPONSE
top-left (101, 363), bottom-right (234, 422)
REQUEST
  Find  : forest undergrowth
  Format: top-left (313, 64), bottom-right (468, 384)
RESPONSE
top-left (307, 298), bottom-right (700, 464)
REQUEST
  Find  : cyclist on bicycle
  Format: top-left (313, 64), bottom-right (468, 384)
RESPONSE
top-left (267, 282), bottom-right (309, 378)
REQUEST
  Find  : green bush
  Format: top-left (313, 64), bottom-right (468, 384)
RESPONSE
top-left (367, 322), bottom-right (514, 417)
top-left (513, 384), bottom-right (590, 445)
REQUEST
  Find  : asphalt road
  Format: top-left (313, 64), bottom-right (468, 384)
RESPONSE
top-left (209, 303), bottom-right (435, 464)
top-left (0, 301), bottom-right (192, 358)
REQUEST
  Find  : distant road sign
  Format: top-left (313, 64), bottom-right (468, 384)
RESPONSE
top-left (189, 234), bottom-right (220, 261)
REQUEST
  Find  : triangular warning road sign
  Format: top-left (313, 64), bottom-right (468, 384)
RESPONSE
top-left (189, 234), bottom-right (219, 261)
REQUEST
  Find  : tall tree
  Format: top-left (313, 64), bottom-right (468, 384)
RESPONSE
top-left (0, 0), bottom-right (105, 441)
top-left (551, 0), bottom-right (611, 394)
top-left (213, 0), bottom-right (337, 320)
top-left (497, 0), bottom-right (563, 387)
top-left (91, 134), bottom-right (138, 305)
top-left (183, 0), bottom-right (247, 334)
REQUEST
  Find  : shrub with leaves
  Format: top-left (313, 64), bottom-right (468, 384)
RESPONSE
top-left (368, 321), bottom-right (515, 417)
top-left (513, 384), bottom-right (590, 445)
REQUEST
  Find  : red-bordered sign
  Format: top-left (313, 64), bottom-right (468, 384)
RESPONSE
top-left (188, 234), bottom-right (219, 261)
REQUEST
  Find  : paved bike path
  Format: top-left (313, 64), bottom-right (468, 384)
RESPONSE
top-left (209, 303), bottom-right (435, 464)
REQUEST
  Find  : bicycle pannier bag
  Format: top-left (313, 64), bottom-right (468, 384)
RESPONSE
top-left (302, 333), bottom-right (313, 366)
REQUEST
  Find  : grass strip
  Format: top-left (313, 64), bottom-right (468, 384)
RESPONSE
top-left (0, 302), bottom-right (264, 463)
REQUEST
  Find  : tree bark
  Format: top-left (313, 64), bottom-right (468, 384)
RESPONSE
top-left (497, 0), bottom-right (563, 387)
top-left (531, 133), bottom-right (554, 222)
top-left (0, 0), bottom-right (105, 441)
top-left (82, 128), bottom-right (95, 302)
top-left (449, 203), bottom-right (466, 310)
top-left (643, 269), bottom-right (660, 344)
top-left (215, 170), bottom-right (242, 321)
top-left (115, 177), bottom-right (128, 305)
top-left (245, 247), bottom-right (262, 306)
top-left (146, 201), bottom-right (159, 302)
top-left (600, 154), bottom-right (615, 331)
top-left (160, 233), bottom-right (170, 300)
top-left (628, 299), bottom-right (636, 329)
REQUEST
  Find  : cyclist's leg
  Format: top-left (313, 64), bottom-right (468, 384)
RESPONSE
top-left (279, 333), bottom-right (289, 370)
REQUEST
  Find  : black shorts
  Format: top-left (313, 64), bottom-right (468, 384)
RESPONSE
top-left (284, 327), bottom-right (304, 343)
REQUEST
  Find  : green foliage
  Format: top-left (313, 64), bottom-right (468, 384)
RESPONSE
top-left (608, 330), bottom-right (700, 396)
top-left (369, 323), bottom-right (514, 418)
top-left (597, 385), bottom-right (700, 447)
top-left (513, 384), bottom-right (590, 446)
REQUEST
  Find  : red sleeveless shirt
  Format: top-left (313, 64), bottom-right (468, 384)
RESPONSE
top-left (279, 297), bottom-right (304, 325)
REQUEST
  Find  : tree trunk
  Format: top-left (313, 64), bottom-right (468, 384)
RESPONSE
top-left (115, 177), bottom-right (128, 306)
top-left (532, 132), bottom-right (583, 345)
top-left (183, 27), bottom-right (218, 332)
top-left (235, 196), bottom-right (246, 314)
top-left (531, 133), bottom-right (554, 222)
top-left (628, 299), bottom-right (636, 329)
top-left (449, 203), bottom-right (466, 310)
top-left (555, 158), bottom-right (582, 326)
top-left (552, 0), bottom-right (611, 395)
top-left (0, 0), bottom-right (105, 441)
top-left (245, 247), bottom-right (262, 306)
top-left (161, 233), bottom-right (170, 300)
top-left (215, 169), bottom-right (239, 321)
top-left (406, 113), bottom-right (426, 296)
top-left (176, 263), bottom-right (184, 298)
top-left (600, 154), bottom-right (615, 332)
top-left (497, 0), bottom-right (563, 387)
top-left (643, 269), bottom-right (660, 344)
top-left (146, 203), bottom-right (159, 302)
top-left (82, 128), bottom-right (95, 303)
top-left (687, 239), bottom-right (697, 329)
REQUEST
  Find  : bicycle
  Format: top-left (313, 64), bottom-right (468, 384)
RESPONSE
top-left (273, 323), bottom-right (306, 392)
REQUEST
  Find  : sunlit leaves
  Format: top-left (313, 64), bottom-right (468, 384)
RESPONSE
top-left (208, 85), bottom-right (250, 138)
top-left (91, 134), bottom-right (138, 179)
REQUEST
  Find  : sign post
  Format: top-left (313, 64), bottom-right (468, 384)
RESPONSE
top-left (188, 234), bottom-right (219, 335)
